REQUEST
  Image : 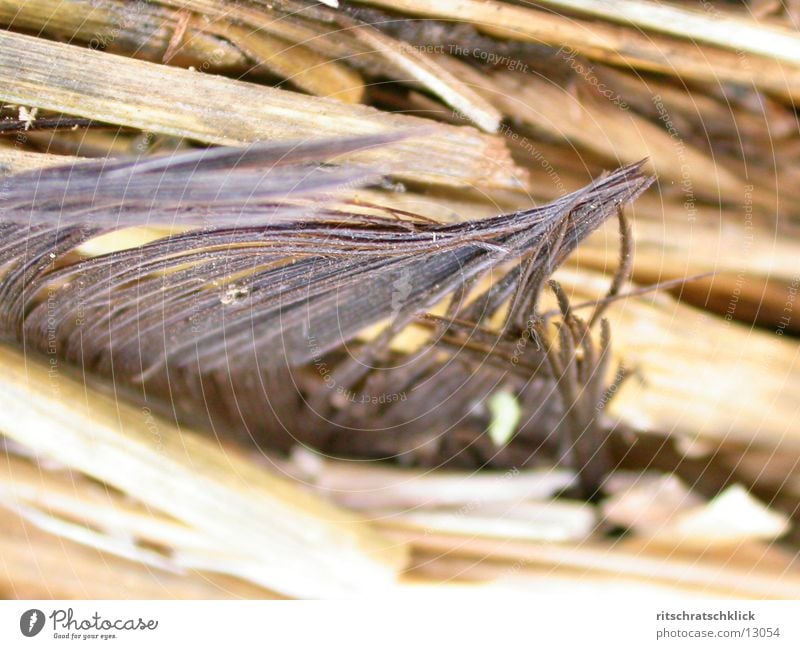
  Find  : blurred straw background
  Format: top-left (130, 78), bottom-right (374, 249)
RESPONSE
top-left (1, 0), bottom-right (800, 599)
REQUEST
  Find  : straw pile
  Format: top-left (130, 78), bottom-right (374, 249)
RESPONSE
top-left (1, 0), bottom-right (799, 599)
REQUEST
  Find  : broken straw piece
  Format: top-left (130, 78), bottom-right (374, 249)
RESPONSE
top-left (602, 473), bottom-right (702, 534)
top-left (672, 484), bottom-right (789, 544)
top-left (604, 476), bottom-right (788, 545)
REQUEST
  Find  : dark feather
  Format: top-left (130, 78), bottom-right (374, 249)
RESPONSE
top-left (0, 137), bottom-right (653, 487)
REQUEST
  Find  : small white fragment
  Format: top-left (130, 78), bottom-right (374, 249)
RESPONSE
top-left (673, 484), bottom-right (789, 543)
top-left (487, 390), bottom-right (521, 447)
top-left (674, 434), bottom-right (715, 459)
top-left (18, 106), bottom-right (38, 130)
top-left (605, 477), bottom-right (789, 545)
top-left (603, 473), bottom-right (700, 533)
top-left (220, 283), bottom-right (249, 305)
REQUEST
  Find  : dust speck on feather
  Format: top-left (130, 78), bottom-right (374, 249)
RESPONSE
top-left (18, 106), bottom-right (38, 130)
top-left (221, 283), bottom-right (249, 305)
